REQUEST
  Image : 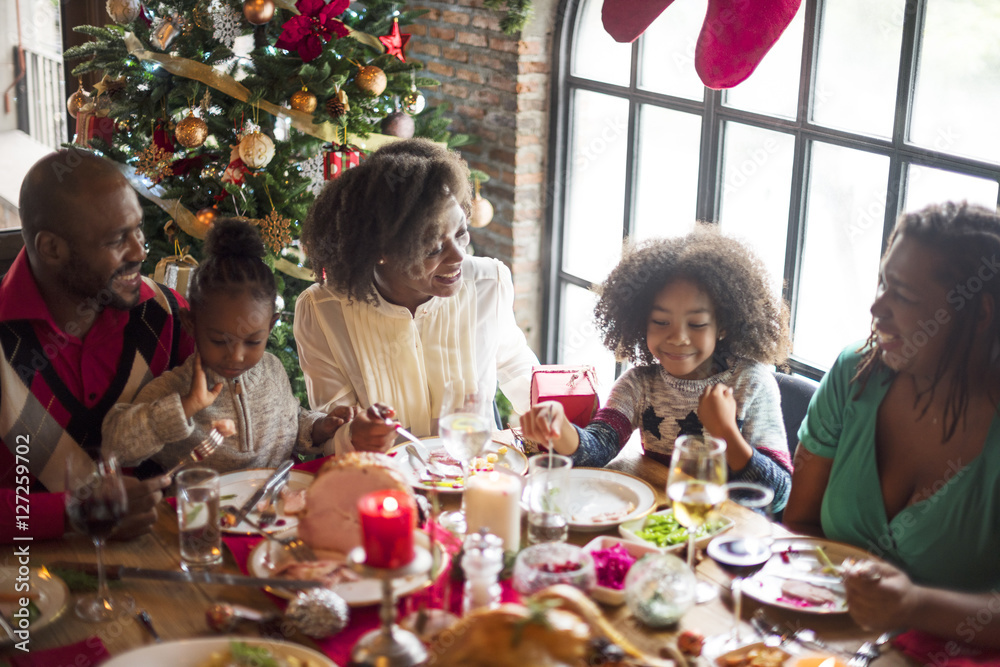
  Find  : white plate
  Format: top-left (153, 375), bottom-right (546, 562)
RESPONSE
top-left (618, 508), bottom-right (734, 553)
top-left (581, 535), bottom-right (661, 606)
top-left (217, 468), bottom-right (314, 535)
top-left (247, 529), bottom-right (444, 606)
top-left (101, 636), bottom-right (337, 666)
top-left (387, 437), bottom-right (528, 494)
top-left (521, 468), bottom-right (657, 531)
top-left (742, 537), bottom-right (869, 614)
top-left (0, 566), bottom-right (70, 645)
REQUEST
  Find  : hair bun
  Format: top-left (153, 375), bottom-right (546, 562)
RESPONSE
top-left (203, 217), bottom-right (266, 260)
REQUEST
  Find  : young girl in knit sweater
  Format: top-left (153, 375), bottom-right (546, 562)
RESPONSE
top-left (102, 219), bottom-right (352, 473)
top-left (521, 226), bottom-right (794, 511)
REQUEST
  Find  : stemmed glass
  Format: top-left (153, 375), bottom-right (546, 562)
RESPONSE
top-left (437, 382), bottom-right (493, 535)
top-left (666, 434), bottom-right (728, 604)
top-left (705, 481), bottom-right (776, 654)
top-left (65, 454), bottom-right (134, 622)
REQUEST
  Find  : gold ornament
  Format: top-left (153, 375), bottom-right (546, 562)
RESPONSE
top-left (469, 195), bottom-right (494, 228)
top-left (238, 131), bottom-right (275, 170)
top-left (256, 209), bottom-right (293, 253)
top-left (290, 87), bottom-right (318, 113)
top-left (175, 113), bottom-right (209, 148)
top-left (355, 65), bottom-right (387, 97)
top-left (67, 81), bottom-right (90, 119)
top-left (106, 0), bottom-right (140, 23)
top-left (402, 91), bottom-right (425, 115)
top-left (196, 207), bottom-right (218, 228)
top-left (325, 89), bottom-right (349, 118)
top-left (135, 144), bottom-right (174, 183)
top-left (242, 0), bottom-right (275, 24)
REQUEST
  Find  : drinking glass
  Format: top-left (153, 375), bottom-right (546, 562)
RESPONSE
top-left (705, 482), bottom-right (776, 654)
top-left (176, 467), bottom-right (222, 570)
top-left (65, 454), bottom-right (134, 622)
top-left (666, 434), bottom-right (727, 603)
top-left (525, 454), bottom-right (573, 544)
top-left (437, 382), bottom-right (494, 535)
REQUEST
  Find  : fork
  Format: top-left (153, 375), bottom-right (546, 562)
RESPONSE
top-left (222, 506), bottom-right (316, 562)
top-left (164, 429), bottom-right (223, 478)
top-left (848, 631), bottom-right (897, 667)
top-left (258, 481), bottom-right (284, 525)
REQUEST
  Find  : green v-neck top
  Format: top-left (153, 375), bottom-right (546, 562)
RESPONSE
top-left (798, 345), bottom-right (1000, 591)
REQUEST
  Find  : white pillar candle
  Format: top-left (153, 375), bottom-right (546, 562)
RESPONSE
top-left (465, 471), bottom-right (522, 553)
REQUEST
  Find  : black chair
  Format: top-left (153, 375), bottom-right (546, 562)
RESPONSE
top-left (772, 370), bottom-right (819, 461)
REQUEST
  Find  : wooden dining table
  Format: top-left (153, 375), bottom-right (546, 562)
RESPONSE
top-left (9, 434), bottom-right (915, 666)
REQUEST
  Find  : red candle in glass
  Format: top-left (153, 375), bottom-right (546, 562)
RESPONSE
top-left (357, 489), bottom-right (416, 569)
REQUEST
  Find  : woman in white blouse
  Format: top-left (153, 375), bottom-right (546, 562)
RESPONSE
top-left (295, 138), bottom-right (538, 453)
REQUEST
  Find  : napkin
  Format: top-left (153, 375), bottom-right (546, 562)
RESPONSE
top-left (8, 637), bottom-right (110, 667)
top-left (892, 630), bottom-right (1000, 666)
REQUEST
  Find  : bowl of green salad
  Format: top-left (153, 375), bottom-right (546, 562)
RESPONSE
top-left (617, 508), bottom-right (733, 553)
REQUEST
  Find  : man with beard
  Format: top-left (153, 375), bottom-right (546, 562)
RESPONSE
top-left (1, 149), bottom-right (195, 541)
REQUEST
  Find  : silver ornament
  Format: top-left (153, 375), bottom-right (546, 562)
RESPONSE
top-left (402, 91), bottom-right (425, 115)
top-left (285, 588), bottom-right (349, 637)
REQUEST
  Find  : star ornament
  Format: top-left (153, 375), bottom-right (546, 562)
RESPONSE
top-left (378, 17), bottom-right (410, 62)
top-left (275, 0), bottom-right (350, 63)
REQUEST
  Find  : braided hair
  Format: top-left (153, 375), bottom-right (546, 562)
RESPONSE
top-left (188, 218), bottom-right (277, 312)
top-left (852, 201), bottom-right (1000, 441)
top-left (595, 225), bottom-right (791, 367)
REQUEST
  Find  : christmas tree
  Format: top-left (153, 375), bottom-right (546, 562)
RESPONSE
top-left (63, 0), bottom-right (472, 403)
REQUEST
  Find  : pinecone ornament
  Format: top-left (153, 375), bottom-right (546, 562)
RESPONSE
top-left (325, 89), bottom-right (349, 119)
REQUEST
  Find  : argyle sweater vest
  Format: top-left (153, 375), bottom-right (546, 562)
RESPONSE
top-left (0, 279), bottom-right (183, 491)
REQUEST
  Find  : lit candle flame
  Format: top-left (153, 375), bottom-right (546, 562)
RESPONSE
top-left (383, 496), bottom-right (399, 512)
top-left (488, 471), bottom-right (500, 483)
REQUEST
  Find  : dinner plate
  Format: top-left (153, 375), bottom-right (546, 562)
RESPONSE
top-left (521, 468), bottom-right (656, 531)
top-left (618, 508), bottom-right (734, 553)
top-left (387, 436), bottom-right (528, 494)
top-left (247, 529), bottom-right (444, 605)
top-left (742, 537), bottom-right (868, 614)
top-left (217, 468), bottom-right (314, 535)
top-left (0, 566), bottom-right (70, 645)
top-left (101, 636), bottom-right (337, 666)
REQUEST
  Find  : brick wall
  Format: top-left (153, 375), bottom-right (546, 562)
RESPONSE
top-left (409, 0), bottom-right (559, 356)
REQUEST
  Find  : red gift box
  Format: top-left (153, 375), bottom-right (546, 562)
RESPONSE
top-left (530, 365), bottom-right (600, 428)
top-left (324, 144), bottom-right (363, 180)
top-left (75, 108), bottom-right (116, 147)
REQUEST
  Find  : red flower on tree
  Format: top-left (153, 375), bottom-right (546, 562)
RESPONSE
top-left (275, 0), bottom-right (350, 62)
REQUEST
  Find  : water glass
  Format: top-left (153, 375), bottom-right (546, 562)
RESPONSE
top-left (525, 453), bottom-right (573, 544)
top-left (176, 467), bottom-right (222, 570)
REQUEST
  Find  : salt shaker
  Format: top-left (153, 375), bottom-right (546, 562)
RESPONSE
top-left (461, 530), bottom-right (504, 614)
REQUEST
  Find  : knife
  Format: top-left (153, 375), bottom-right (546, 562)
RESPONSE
top-left (48, 561), bottom-right (323, 589)
top-left (762, 568), bottom-right (846, 591)
top-left (231, 460), bottom-right (294, 526)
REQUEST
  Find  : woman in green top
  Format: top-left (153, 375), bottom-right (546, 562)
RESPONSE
top-left (785, 202), bottom-right (1000, 647)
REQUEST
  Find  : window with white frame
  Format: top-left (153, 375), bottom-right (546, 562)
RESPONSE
top-left (545, 0), bottom-right (1000, 387)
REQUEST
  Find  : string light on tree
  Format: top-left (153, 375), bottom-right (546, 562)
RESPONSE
top-left (196, 207), bottom-right (218, 229)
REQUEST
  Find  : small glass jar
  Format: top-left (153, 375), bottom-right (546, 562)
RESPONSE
top-left (624, 553), bottom-right (696, 627)
top-left (461, 531), bottom-right (504, 614)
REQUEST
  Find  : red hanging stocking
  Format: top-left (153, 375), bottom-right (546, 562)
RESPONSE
top-left (694, 0), bottom-right (802, 89)
top-left (601, 0), bottom-right (677, 43)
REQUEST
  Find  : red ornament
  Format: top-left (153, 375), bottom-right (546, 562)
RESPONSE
top-left (378, 17), bottom-right (410, 63)
top-left (222, 145), bottom-right (248, 186)
top-left (75, 109), bottom-right (117, 147)
top-left (357, 490), bottom-right (415, 569)
top-left (323, 143), bottom-right (363, 180)
top-left (275, 0), bottom-right (350, 63)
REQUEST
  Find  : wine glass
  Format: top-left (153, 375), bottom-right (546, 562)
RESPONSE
top-left (437, 382), bottom-right (493, 535)
top-left (65, 454), bottom-right (134, 622)
top-left (703, 481), bottom-right (775, 654)
top-left (666, 434), bottom-right (727, 604)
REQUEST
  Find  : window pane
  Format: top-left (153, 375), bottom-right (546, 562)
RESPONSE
top-left (904, 165), bottom-right (999, 212)
top-left (796, 143), bottom-right (888, 368)
top-left (718, 123), bottom-right (796, 294)
top-left (632, 106), bottom-right (701, 242)
top-left (638, 0), bottom-right (706, 101)
top-left (911, 0), bottom-right (1000, 164)
top-left (812, 0), bottom-right (905, 138)
top-left (563, 90), bottom-right (630, 283)
top-left (572, 0), bottom-right (632, 86)
top-left (558, 282), bottom-right (617, 402)
top-left (722, 6), bottom-right (805, 119)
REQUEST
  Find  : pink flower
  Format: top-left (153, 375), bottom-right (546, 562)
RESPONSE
top-left (275, 0), bottom-right (350, 62)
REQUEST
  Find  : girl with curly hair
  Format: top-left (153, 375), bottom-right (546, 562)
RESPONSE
top-left (103, 218), bottom-right (352, 473)
top-left (521, 225), bottom-right (793, 511)
top-left (294, 138), bottom-right (537, 453)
